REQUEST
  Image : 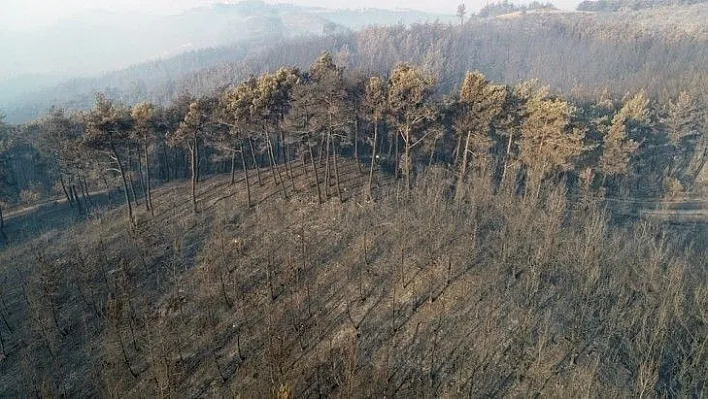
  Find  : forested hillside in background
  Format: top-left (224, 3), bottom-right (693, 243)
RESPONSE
top-left (3, 4), bottom-right (707, 125)
top-left (0, 0), bottom-right (456, 118)
top-left (0, 0), bottom-right (456, 80)
top-left (577, 0), bottom-right (708, 11)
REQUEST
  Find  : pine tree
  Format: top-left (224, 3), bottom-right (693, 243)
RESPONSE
top-left (387, 64), bottom-right (436, 191)
top-left (168, 97), bottom-right (217, 213)
top-left (37, 108), bottom-right (88, 207)
top-left (453, 71), bottom-right (506, 200)
top-left (251, 68), bottom-right (299, 199)
top-left (83, 94), bottom-right (136, 227)
top-left (308, 53), bottom-right (349, 201)
top-left (131, 102), bottom-right (157, 214)
top-left (518, 88), bottom-right (586, 196)
top-left (222, 77), bottom-right (260, 206)
top-left (363, 76), bottom-right (388, 200)
top-left (599, 112), bottom-right (640, 187)
top-left (497, 80), bottom-right (536, 184)
top-left (662, 92), bottom-right (701, 184)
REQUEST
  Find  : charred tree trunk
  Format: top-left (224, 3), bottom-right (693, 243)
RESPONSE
top-left (394, 133), bottom-right (400, 179)
top-left (80, 177), bottom-right (93, 208)
top-left (333, 139), bottom-right (343, 201)
top-left (249, 137), bottom-right (263, 186)
top-left (230, 148), bottom-right (237, 185)
top-left (71, 185), bottom-right (83, 213)
top-left (501, 129), bottom-right (515, 184)
top-left (318, 134), bottom-right (327, 165)
top-left (283, 142), bottom-right (296, 192)
top-left (266, 134), bottom-right (287, 199)
top-left (387, 131), bottom-right (395, 167)
top-left (162, 145), bottom-right (171, 183)
top-left (354, 117), bottom-right (362, 174)
top-left (190, 136), bottom-right (199, 214)
top-left (324, 132), bottom-right (332, 197)
top-left (112, 144), bottom-right (135, 228)
top-left (310, 146), bottom-right (323, 204)
top-left (59, 175), bottom-right (73, 207)
top-left (101, 174), bottom-right (113, 202)
top-left (428, 136), bottom-right (437, 167)
top-left (240, 142), bottom-right (252, 207)
top-left (136, 144), bottom-right (149, 212)
top-left (453, 134), bottom-right (463, 168)
top-left (126, 146), bottom-right (140, 208)
top-left (144, 141), bottom-right (154, 215)
top-left (368, 121), bottom-right (379, 200)
top-left (405, 134), bottom-right (412, 192)
top-left (0, 204), bottom-right (5, 241)
top-left (456, 130), bottom-right (472, 202)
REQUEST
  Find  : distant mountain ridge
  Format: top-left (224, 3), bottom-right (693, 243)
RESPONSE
top-left (577, 0), bottom-right (708, 11)
top-left (0, 1), bottom-right (456, 81)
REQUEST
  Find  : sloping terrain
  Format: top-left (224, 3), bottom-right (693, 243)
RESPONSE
top-left (0, 160), bottom-right (705, 396)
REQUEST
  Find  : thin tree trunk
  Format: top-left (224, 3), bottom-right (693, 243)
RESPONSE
top-left (101, 174), bottom-right (113, 201)
top-left (429, 135), bottom-right (438, 167)
top-left (136, 144), bottom-right (149, 212)
top-left (367, 121), bottom-right (378, 200)
top-left (324, 132), bottom-right (331, 197)
top-left (310, 146), bottom-right (322, 204)
top-left (456, 130), bottom-right (472, 202)
top-left (128, 175), bottom-right (139, 209)
top-left (67, 178), bottom-right (77, 204)
top-left (267, 136), bottom-right (287, 199)
top-left (114, 324), bottom-right (139, 378)
top-left (195, 136), bottom-right (201, 184)
top-left (333, 138), bottom-right (343, 201)
top-left (453, 134), bottom-right (463, 167)
top-left (406, 140), bottom-right (411, 192)
top-left (0, 314), bottom-right (5, 354)
top-left (230, 149), bottom-right (237, 185)
top-left (387, 130), bottom-right (394, 161)
top-left (394, 133), bottom-right (400, 179)
top-left (72, 185), bottom-right (83, 213)
top-left (401, 129), bottom-right (411, 192)
top-left (144, 141), bottom-right (153, 215)
top-left (501, 129), bottom-right (515, 184)
top-left (127, 147), bottom-right (140, 208)
top-left (240, 141), bottom-right (251, 207)
top-left (318, 134), bottom-right (327, 165)
top-left (80, 178), bottom-right (93, 208)
top-left (112, 145), bottom-right (135, 228)
top-left (279, 130), bottom-right (286, 164)
top-left (354, 117), bottom-right (362, 174)
top-left (190, 140), bottom-right (198, 214)
top-left (162, 145), bottom-right (171, 183)
top-left (301, 146), bottom-right (309, 179)
top-left (0, 204), bottom-right (5, 240)
top-left (249, 137), bottom-right (263, 186)
top-left (283, 142), bottom-right (296, 192)
top-left (59, 175), bottom-right (73, 207)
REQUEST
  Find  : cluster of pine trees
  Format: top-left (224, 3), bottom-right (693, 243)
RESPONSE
top-left (0, 52), bottom-right (706, 236)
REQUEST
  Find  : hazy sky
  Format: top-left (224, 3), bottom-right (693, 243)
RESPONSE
top-left (2, 0), bottom-right (583, 31)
